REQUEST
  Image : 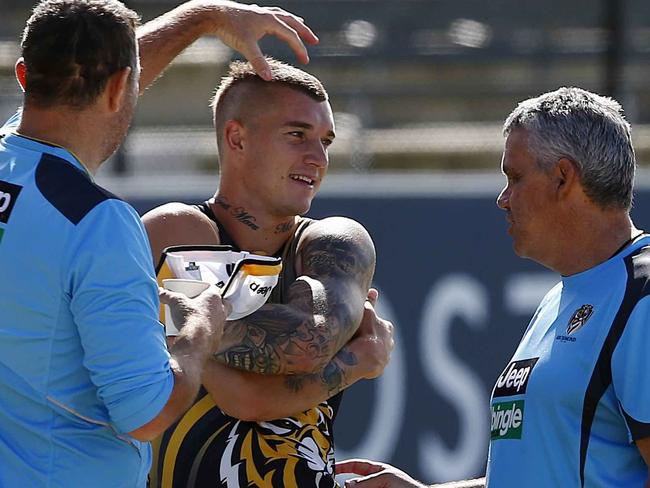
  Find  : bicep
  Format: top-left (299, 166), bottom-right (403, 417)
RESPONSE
top-left (295, 217), bottom-right (376, 347)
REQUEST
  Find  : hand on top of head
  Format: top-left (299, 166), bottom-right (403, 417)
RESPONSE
top-left (159, 284), bottom-right (232, 352)
top-left (211, 2), bottom-right (319, 80)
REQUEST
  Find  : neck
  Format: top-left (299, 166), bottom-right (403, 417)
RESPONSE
top-left (18, 105), bottom-right (106, 174)
top-left (209, 193), bottom-right (299, 255)
top-left (550, 210), bottom-right (639, 276)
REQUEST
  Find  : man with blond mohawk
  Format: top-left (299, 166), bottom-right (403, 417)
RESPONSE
top-left (144, 58), bottom-right (395, 487)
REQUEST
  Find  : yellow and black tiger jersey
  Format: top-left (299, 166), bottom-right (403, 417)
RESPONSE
top-left (149, 212), bottom-right (343, 488)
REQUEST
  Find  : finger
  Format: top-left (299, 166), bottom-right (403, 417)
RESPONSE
top-left (275, 13), bottom-right (319, 45)
top-left (263, 19), bottom-right (310, 64)
top-left (266, 6), bottom-right (305, 22)
top-left (158, 288), bottom-right (185, 306)
top-left (242, 44), bottom-right (272, 81)
top-left (345, 471), bottom-right (391, 488)
top-left (367, 288), bottom-right (379, 306)
top-left (336, 459), bottom-right (387, 476)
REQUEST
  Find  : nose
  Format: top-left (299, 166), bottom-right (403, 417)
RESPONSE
top-left (305, 140), bottom-right (329, 169)
top-left (496, 185), bottom-right (509, 210)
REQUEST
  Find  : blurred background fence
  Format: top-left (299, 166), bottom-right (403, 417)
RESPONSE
top-left (4, 0), bottom-right (650, 177)
top-left (3, 0), bottom-right (650, 484)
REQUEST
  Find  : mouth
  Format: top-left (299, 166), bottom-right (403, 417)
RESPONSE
top-left (289, 174), bottom-right (317, 188)
top-left (505, 215), bottom-right (514, 234)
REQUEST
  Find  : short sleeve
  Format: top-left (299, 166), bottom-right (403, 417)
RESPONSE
top-left (65, 199), bottom-right (173, 433)
top-left (612, 296), bottom-right (650, 442)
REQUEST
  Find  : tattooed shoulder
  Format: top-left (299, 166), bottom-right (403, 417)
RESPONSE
top-left (298, 217), bottom-right (376, 286)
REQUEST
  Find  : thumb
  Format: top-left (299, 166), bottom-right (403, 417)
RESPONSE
top-left (159, 287), bottom-right (185, 306)
top-left (222, 298), bottom-right (233, 317)
top-left (367, 288), bottom-right (379, 307)
top-left (344, 471), bottom-right (389, 488)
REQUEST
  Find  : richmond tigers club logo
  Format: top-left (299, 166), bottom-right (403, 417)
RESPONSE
top-left (218, 404), bottom-right (337, 487)
top-left (567, 304), bottom-right (594, 335)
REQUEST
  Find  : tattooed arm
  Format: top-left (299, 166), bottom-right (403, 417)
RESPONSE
top-left (203, 290), bottom-right (393, 421)
top-left (215, 216), bottom-right (377, 375)
top-left (143, 207), bottom-right (392, 419)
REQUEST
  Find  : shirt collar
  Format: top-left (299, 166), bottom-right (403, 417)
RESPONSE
top-left (2, 131), bottom-right (94, 181)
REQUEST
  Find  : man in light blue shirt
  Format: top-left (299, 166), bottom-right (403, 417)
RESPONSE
top-left (335, 88), bottom-right (650, 488)
top-left (0, 1), bottom-right (318, 486)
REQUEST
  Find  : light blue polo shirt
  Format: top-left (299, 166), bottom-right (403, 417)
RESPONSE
top-left (487, 235), bottom-right (650, 487)
top-left (0, 112), bottom-right (174, 487)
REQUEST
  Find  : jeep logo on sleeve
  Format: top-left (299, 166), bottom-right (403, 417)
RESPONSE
top-left (493, 358), bottom-right (539, 398)
top-left (0, 180), bottom-right (22, 224)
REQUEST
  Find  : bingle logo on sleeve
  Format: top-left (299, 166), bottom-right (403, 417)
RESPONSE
top-left (0, 180), bottom-right (22, 224)
top-left (493, 358), bottom-right (539, 397)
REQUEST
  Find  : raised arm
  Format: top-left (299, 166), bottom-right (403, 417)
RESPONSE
top-left (137, 0), bottom-right (319, 91)
top-left (203, 289), bottom-right (393, 421)
top-left (216, 217), bottom-right (376, 375)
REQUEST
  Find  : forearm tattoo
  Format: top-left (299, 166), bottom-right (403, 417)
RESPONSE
top-left (216, 231), bottom-right (375, 375)
top-left (284, 346), bottom-right (359, 396)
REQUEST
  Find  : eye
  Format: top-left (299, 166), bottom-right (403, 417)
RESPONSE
top-left (287, 131), bottom-right (304, 140)
top-left (321, 138), bottom-right (334, 148)
top-left (504, 172), bottom-right (519, 184)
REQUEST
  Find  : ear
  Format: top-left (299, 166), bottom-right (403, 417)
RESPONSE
top-left (105, 67), bottom-right (132, 113)
top-left (15, 58), bottom-right (26, 92)
top-left (223, 119), bottom-right (245, 152)
top-left (555, 157), bottom-right (579, 198)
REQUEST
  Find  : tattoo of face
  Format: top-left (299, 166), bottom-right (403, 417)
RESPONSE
top-left (282, 346), bottom-right (358, 396)
top-left (321, 347), bottom-right (358, 395)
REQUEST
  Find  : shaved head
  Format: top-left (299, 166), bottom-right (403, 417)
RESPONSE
top-left (211, 57), bottom-right (328, 158)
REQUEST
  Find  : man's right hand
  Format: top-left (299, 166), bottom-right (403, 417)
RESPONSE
top-left (346, 288), bottom-right (395, 380)
top-left (159, 284), bottom-right (231, 353)
top-left (137, 0), bottom-right (320, 91)
top-left (203, 1), bottom-right (319, 80)
top-left (128, 286), bottom-right (230, 442)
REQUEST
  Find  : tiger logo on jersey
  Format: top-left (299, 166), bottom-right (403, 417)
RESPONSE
top-left (218, 405), bottom-right (337, 487)
top-left (567, 304), bottom-right (594, 335)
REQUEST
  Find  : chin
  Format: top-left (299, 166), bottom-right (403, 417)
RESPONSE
top-left (511, 240), bottom-right (526, 258)
top-left (293, 198), bottom-right (314, 216)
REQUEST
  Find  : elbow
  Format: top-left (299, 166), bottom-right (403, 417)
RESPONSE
top-left (216, 397), bottom-right (274, 422)
top-left (221, 406), bottom-right (266, 423)
top-left (128, 425), bottom-right (163, 442)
